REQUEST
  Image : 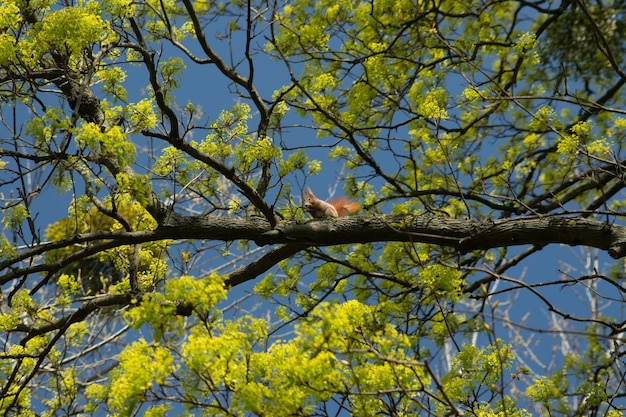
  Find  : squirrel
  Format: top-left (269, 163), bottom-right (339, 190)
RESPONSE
top-left (304, 187), bottom-right (360, 218)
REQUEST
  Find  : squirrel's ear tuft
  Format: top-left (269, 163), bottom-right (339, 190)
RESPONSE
top-left (306, 187), bottom-right (315, 198)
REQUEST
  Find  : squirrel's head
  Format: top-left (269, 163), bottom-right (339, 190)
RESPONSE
top-left (304, 187), bottom-right (316, 210)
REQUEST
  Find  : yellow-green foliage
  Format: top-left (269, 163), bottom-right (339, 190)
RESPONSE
top-left (34, 4), bottom-right (106, 53)
top-left (1, 204), bottom-right (29, 231)
top-left (526, 324), bottom-right (618, 414)
top-left (126, 99), bottom-right (158, 130)
top-left (0, 382), bottom-right (34, 417)
top-left (162, 273), bottom-right (227, 316)
top-left (55, 273), bottom-right (83, 306)
top-left (42, 368), bottom-right (79, 415)
top-left (124, 274), bottom-right (226, 338)
top-left (106, 339), bottom-right (174, 415)
top-left (25, 107), bottom-right (72, 151)
top-left (419, 264), bottom-right (464, 303)
top-left (187, 299), bottom-right (428, 415)
top-left (45, 193), bottom-right (157, 256)
top-left (96, 67), bottom-right (128, 101)
top-left (2, 1), bottom-right (107, 68)
top-left (198, 104), bottom-right (282, 172)
top-left (2, 290), bottom-right (53, 334)
top-left (43, 193), bottom-right (165, 294)
top-left (158, 57), bottom-right (185, 102)
top-left (153, 103), bottom-right (284, 204)
top-left (75, 123), bottom-right (135, 168)
top-left (92, 298), bottom-right (434, 416)
top-left (0, 1), bottom-right (21, 30)
top-left (439, 339), bottom-right (529, 416)
top-left (277, 149), bottom-right (309, 177)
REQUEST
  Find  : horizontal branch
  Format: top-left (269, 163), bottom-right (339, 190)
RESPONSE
top-left (3, 214), bottom-right (625, 290)
top-left (157, 213), bottom-right (626, 258)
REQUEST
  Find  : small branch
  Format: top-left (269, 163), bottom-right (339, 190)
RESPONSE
top-left (128, 18), bottom-right (180, 140)
top-left (225, 243), bottom-right (309, 287)
top-left (141, 130), bottom-right (277, 226)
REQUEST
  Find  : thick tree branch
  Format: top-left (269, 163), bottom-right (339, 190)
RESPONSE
top-left (153, 213), bottom-right (626, 259)
top-left (3, 214), bottom-right (625, 291)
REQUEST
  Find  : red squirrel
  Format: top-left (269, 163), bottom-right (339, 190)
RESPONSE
top-left (304, 187), bottom-right (360, 218)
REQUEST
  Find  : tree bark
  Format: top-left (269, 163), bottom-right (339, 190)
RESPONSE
top-left (157, 213), bottom-right (626, 258)
top-left (5, 213), bottom-right (622, 289)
